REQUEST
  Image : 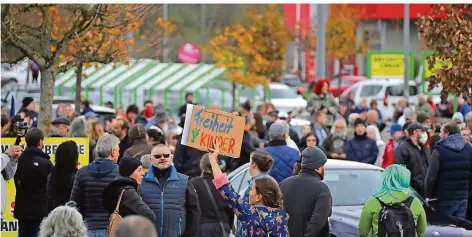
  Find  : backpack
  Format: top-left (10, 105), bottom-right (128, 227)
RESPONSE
top-left (376, 196), bottom-right (417, 237)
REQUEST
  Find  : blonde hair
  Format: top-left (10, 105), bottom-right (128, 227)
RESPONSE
top-left (89, 121), bottom-right (105, 141)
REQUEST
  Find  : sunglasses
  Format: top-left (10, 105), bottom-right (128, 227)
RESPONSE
top-left (153, 153), bottom-right (171, 159)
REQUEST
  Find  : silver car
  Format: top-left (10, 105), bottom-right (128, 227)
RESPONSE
top-left (228, 159), bottom-right (472, 237)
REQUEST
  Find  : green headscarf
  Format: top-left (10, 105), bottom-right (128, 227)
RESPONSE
top-left (373, 164), bottom-right (412, 199)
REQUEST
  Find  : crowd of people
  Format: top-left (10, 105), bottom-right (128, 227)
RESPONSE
top-left (1, 79), bottom-right (472, 237)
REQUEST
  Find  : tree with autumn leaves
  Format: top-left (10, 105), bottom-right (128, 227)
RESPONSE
top-left (1, 4), bottom-right (175, 134)
top-left (418, 4), bottom-right (472, 99)
top-left (207, 4), bottom-right (289, 109)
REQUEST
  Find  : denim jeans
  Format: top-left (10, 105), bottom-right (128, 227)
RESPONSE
top-left (87, 229), bottom-right (107, 237)
top-left (438, 199), bottom-right (468, 219)
top-left (18, 220), bottom-right (41, 237)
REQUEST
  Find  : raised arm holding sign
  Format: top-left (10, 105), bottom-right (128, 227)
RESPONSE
top-left (181, 104), bottom-right (245, 158)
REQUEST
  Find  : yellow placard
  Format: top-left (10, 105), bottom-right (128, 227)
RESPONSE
top-left (1, 137), bottom-right (90, 237)
top-left (370, 53), bottom-right (405, 77)
top-left (424, 56), bottom-right (452, 78)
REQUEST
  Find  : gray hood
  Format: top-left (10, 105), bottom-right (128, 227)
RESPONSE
top-left (437, 134), bottom-right (467, 152)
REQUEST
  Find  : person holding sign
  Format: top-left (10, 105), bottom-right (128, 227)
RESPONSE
top-left (1, 145), bottom-right (21, 218)
top-left (208, 141), bottom-right (289, 236)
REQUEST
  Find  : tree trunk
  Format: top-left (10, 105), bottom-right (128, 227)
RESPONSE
top-left (38, 67), bottom-right (56, 136)
top-left (337, 58), bottom-right (343, 97)
top-left (75, 60), bottom-right (83, 115)
top-left (231, 82), bottom-right (236, 111)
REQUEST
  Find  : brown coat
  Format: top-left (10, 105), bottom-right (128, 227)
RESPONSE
top-left (123, 140), bottom-right (154, 159)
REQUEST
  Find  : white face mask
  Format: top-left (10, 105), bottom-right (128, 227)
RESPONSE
top-left (419, 132), bottom-right (428, 144)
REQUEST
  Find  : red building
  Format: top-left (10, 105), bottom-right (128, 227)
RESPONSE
top-left (282, 4), bottom-right (438, 81)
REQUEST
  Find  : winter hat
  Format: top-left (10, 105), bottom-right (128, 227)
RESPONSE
top-left (301, 146), bottom-right (327, 170)
top-left (269, 121), bottom-right (289, 138)
top-left (452, 112), bottom-right (464, 124)
top-left (389, 123), bottom-right (403, 135)
top-left (416, 113), bottom-right (430, 124)
top-left (22, 97), bottom-right (34, 108)
top-left (119, 157), bottom-right (142, 177)
top-left (128, 124), bottom-right (146, 141)
top-left (354, 118), bottom-right (366, 127)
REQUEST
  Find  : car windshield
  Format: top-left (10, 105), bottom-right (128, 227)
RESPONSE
top-left (270, 88), bottom-right (299, 99)
top-left (323, 169), bottom-right (382, 206)
top-left (330, 79), bottom-right (353, 86)
top-left (283, 75), bottom-right (302, 87)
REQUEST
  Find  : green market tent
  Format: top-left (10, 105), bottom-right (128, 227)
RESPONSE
top-left (54, 60), bottom-right (267, 114)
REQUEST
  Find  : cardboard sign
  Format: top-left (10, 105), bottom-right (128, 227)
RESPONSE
top-left (1, 137), bottom-right (90, 237)
top-left (181, 104), bottom-right (245, 158)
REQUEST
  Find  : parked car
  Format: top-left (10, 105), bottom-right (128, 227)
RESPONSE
top-left (282, 73), bottom-right (303, 89)
top-left (228, 159), bottom-right (472, 237)
top-left (340, 78), bottom-right (418, 119)
top-left (268, 83), bottom-right (307, 114)
top-left (328, 76), bottom-right (367, 98)
top-left (238, 83), bottom-right (307, 114)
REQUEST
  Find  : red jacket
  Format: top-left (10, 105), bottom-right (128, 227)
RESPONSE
top-left (382, 139), bottom-right (395, 168)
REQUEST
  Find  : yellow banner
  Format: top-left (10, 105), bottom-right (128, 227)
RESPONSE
top-left (424, 56), bottom-right (453, 78)
top-left (370, 53), bottom-right (405, 77)
top-left (1, 137), bottom-right (90, 237)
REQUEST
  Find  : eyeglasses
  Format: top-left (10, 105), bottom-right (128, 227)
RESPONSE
top-left (153, 153), bottom-right (171, 159)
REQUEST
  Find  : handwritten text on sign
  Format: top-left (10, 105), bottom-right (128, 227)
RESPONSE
top-left (182, 104), bottom-right (245, 158)
top-left (370, 54), bottom-right (405, 77)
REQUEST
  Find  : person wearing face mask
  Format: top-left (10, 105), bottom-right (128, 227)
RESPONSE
top-left (138, 144), bottom-right (200, 237)
top-left (425, 122), bottom-right (472, 219)
top-left (394, 122), bottom-right (430, 198)
top-left (280, 146), bottom-right (332, 237)
top-left (103, 157), bottom-right (155, 221)
top-left (135, 100), bottom-right (156, 129)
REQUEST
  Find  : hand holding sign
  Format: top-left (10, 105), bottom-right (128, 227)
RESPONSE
top-left (181, 104), bottom-right (245, 158)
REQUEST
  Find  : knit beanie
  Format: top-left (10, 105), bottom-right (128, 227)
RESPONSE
top-left (119, 157), bottom-right (142, 177)
top-left (416, 113), bottom-right (430, 124)
top-left (354, 118), bottom-right (366, 127)
top-left (301, 146), bottom-right (327, 170)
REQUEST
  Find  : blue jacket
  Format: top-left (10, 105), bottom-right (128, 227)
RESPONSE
top-left (263, 140), bottom-right (300, 183)
top-left (429, 134), bottom-right (472, 201)
top-left (70, 158), bottom-right (119, 230)
top-left (346, 133), bottom-right (379, 164)
top-left (460, 103), bottom-right (471, 117)
top-left (138, 166), bottom-right (189, 237)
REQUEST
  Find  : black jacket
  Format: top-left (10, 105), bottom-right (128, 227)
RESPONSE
top-left (118, 135), bottom-right (132, 162)
top-left (235, 131), bottom-right (256, 170)
top-left (190, 176), bottom-right (233, 236)
top-left (280, 169), bottom-right (332, 237)
top-left (179, 103), bottom-right (190, 117)
top-left (103, 177), bottom-right (155, 221)
top-left (174, 137), bottom-right (207, 178)
top-left (47, 171), bottom-right (76, 212)
top-left (14, 147), bottom-right (53, 220)
top-left (70, 158), bottom-right (120, 230)
top-left (394, 137), bottom-right (430, 197)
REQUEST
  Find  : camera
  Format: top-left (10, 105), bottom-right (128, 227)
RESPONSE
top-left (14, 115), bottom-right (28, 138)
